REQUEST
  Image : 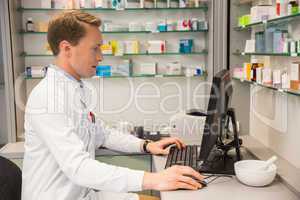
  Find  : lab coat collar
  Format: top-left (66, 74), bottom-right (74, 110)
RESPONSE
top-left (48, 64), bottom-right (84, 88)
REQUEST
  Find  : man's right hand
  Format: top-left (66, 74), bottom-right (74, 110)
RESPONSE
top-left (142, 165), bottom-right (205, 191)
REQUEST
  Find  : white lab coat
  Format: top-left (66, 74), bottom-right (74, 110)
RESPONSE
top-left (22, 66), bottom-right (145, 200)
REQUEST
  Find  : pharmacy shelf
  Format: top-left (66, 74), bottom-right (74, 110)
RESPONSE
top-left (21, 51), bottom-right (208, 57)
top-left (232, 51), bottom-right (299, 57)
top-left (25, 74), bottom-right (206, 80)
top-left (233, 77), bottom-right (300, 97)
top-left (20, 30), bottom-right (209, 34)
top-left (234, 12), bottom-right (300, 31)
top-left (18, 6), bottom-right (208, 12)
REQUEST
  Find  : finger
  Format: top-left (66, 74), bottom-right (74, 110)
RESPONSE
top-left (160, 148), bottom-right (169, 155)
top-left (173, 140), bottom-right (183, 150)
top-left (177, 166), bottom-right (205, 180)
top-left (155, 148), bottom-right (169, 155)
top-left (177, 138), bottom-right (186, 148)
top-left (175, 181), bottom-right (199, 190)
top-left (170, 138), bottom-right (184, 149)
top-left (174, 138), bottom-right (186, 149)
top-left (160, 138), bottom-right (182, 149)
top-left (177, 175), bottom-right (201, 189)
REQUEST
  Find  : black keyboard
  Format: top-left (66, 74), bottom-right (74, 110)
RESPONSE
top-left (165, 145), bottom-right (202, 170)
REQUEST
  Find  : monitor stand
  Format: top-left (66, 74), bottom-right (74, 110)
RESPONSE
top-left (198, 108), bottom-right (243, 175)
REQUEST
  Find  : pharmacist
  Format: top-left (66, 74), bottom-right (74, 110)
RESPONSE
top-left (22, 10), bottom-right (204, 200)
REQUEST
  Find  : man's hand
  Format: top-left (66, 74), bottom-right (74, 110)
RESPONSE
top-left (143, 165), bottom-right (205, 191)
top-left (146, 137), bottom-right (186, 155)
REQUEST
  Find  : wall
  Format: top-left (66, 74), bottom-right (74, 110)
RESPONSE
top-left (0, 22), bottom-right (8, 144)
top-left (10, 0), bottom-right (26, 141)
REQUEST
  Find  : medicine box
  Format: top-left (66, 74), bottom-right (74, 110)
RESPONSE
top-left (138, 63), bottom-right (157, 75)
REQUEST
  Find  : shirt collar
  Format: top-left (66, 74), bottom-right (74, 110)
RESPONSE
top-left (49, 64), bottom-right (84, 87)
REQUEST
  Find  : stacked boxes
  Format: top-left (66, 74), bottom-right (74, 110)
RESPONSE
top-left (138, 63), bottom-right (157, 75)
top-left (255, 32), bottom-right (265, 53)
top-left (250, 6), bottom-right (276, 23)
top-left (26, 66), bottom-right (48, 78)
top-left (179, 39), bottom-right (193, 53)
top-left (166, 62), bottom-right (182, 75)
top-left (254, 29), bottom-right (291, 54)
top-left (116, 59), bottom-right (133, 76)
top-left (147, 41), bottom-right (166, 54)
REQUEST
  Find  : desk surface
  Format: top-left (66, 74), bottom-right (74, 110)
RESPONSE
top-left (152, 137), bottom-right (300, 200)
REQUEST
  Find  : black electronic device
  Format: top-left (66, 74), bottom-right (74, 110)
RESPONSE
top-left (165, 69), bottom-right (242, 175)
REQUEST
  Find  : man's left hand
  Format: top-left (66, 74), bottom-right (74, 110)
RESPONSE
top-left (146, 137), bottom-right (186, 155)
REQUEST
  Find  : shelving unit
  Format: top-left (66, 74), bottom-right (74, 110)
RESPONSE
top-left (233, 77), bottom-right (300, 96)
top-left (229, 2), bottom-right (300, 191)
top-left (20, 30), bottom-right (209, 34)
top-left (18, 6), bottom-right (208, 12)
top-left (234, 12), bottom-right (300, 31)
top-left (232, 51), bottom-right (299, 57)
top-left (25, 73), bottom-right (206, 79)
top-left (20, 3), bottom-right (209, 78)
top-left (21, 50), bottom-right (208, 57)
top-left (232, 1), bottom-right (300, 94)
top-left (12, 0), bottom-right (214, 141)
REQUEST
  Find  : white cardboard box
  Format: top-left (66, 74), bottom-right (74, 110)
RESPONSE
top-left (138, 63), bottom-right (157, 75)
top-left (41, 0), bottom-right (51, 8)
top-left (290, 63), bottom-right (300, 81)
top-left (263, 68), bottom-right (272, 84)
top-left (273, 69), bottom-right (281, 85)
top-left (147, 40), bottom-right (166, 53)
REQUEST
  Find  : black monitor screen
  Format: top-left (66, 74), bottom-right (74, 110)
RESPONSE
top-left (199, 69), bottom-right (233, 162)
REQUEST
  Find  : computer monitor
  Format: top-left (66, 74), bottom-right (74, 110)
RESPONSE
top-left (187, 69), bottom-right (241, 174)
top-left (199, 69), bottom-right (232, 161)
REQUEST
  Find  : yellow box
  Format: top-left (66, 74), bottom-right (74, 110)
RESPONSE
top-left (100, 44), bottom-right (113, 55)
top-left (243, 63), bottom-right (252, 81)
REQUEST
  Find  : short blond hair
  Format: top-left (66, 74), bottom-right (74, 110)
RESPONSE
top-left (47, 10), bottom-right (101, 56)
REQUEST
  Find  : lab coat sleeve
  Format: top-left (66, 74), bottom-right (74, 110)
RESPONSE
top-left (29, 112), bottom-right (144, 192)
top-left (95, 123), bottom-right (144, 153)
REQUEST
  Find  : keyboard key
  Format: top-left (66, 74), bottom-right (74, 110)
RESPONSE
top-left (165, 145), bottom-right (201, 170)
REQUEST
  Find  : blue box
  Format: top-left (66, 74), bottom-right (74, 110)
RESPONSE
top-left (157, 24), bottom-right (167, 32)
top-left (273, 30), bottom-right (284, 53)
top-left (265, 27), bottom-right (275, 53)
top-left (96, 65), bottom-right (112, 77)
top-left (179, 39), bottom-right (194, 53)
top-left (255, 32), bottom-right (265, 53)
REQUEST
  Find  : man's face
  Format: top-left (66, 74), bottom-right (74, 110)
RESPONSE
top-left (69, 24), bottom-right (103, 79)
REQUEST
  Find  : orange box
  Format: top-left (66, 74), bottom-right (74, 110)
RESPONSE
top-left (243, 63), bottom-right (251, 81)
top-left (290, 80), bottom-right (300, 90)
top-left (36, 22), bottom-right (48, 32)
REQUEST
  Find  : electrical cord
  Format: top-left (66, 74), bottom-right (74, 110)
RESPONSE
top-left (203, 174), bottom-right (233, 184)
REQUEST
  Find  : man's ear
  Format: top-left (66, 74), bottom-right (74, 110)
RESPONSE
top-left (59, 40), bottom-right (72, 57)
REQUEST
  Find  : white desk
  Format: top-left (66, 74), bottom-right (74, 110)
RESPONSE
top-left (152, 137), bottom-right (300, 200)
